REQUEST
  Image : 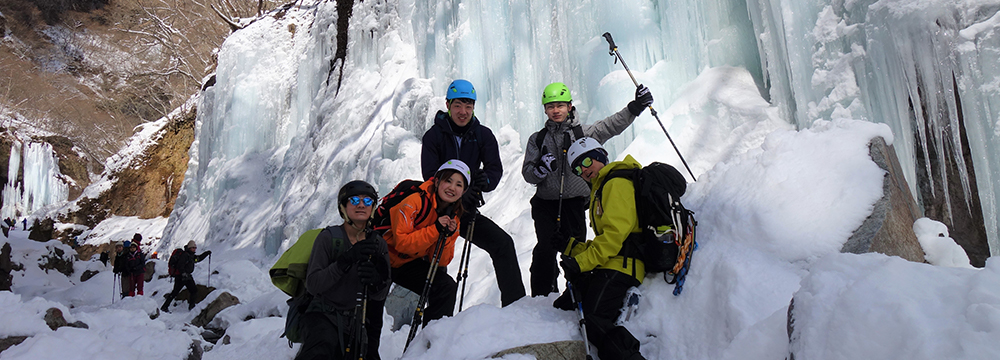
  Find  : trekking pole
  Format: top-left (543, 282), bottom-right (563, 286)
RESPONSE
top-left (567, 281), bottom-right (594, 360)
top-left (207, 253), bottom-right (212, 287)
top-left (457, 211), bottom-right (477, 312)
top-left (602, 32), bottom-right (696, 181)
top-left (112, 274), bottom-right (117, 304)
top-left (404, 230), bottom-right (449, 351)
top-left (347, 285), bottom-right (369, 360)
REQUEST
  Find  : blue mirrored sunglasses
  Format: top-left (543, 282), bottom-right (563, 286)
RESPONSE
top-left (573, 157), bottom-right (594, 176)
top-left (348, 196), bottom-right (374, 207)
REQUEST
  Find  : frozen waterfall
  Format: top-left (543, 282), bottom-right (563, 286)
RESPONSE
top-left (163, 0), bottom-right (1000, 257)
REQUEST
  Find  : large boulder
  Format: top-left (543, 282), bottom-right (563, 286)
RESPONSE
top-left (27, 218), bottom-right (55, 242)
top-left (191, 292), bottom-right (240, 327)
top-left (841, 137), bottom-right (925, 262)
top-left (44, 308), bottom-right (88, 330)
top-left (491, 340), bottom-right (588, 359)
top-left (384, 285), bottom-right (419, 331)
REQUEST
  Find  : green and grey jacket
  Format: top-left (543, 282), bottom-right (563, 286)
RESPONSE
top-left (521, 106), bottom-right (637, 200)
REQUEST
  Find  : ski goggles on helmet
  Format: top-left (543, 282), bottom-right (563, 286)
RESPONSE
top-left (348, 196), bottom-right (374, 207)
top-left (572, 157), bottom-right (594, 176)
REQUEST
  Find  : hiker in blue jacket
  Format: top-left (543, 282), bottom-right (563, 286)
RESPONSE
top-left (161, 241), bottom-right (211, 311)
top-left (420, 79), bottom-right (526, 307)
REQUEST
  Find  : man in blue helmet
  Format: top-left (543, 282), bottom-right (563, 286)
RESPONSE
top-left (420, 79), bottom-right (526, 307)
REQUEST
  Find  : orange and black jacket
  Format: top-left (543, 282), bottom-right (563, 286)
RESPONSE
top-left (384, 179), bottom-right (462, 268)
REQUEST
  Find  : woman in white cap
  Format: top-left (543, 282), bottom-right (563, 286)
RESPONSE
top-left (384, 159), bottom-right (470, 325)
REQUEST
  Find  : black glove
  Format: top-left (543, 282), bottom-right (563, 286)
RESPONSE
top-left (202, 250), bottom-right (212, 257)
top-left (627, 85), bottom-right (654, 116)
top-left (551, 230), bottom-right (571, 253)
top-left (357, 260), bottom-right (381, 285)
top-left (337, 242), bottom-right (368, 271)
top-left (559, 254), bottom-right (582, 282)
top-left (436, 218), bottom-right (456, 237)
top-left (464, 189), bottom-right (485, 208)
top-left (471, 171), bottom-right (490, 192)
top-left (532, 152), bottom-right (557, 179)
top-left (353, 240), bottom-right (379, 256)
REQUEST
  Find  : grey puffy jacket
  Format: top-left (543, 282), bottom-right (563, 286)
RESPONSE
top-left (521, 106), bottom-right (636, 200)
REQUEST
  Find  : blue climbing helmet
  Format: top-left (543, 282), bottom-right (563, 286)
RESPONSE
top-left (446, 79), bottom-right (477, 101)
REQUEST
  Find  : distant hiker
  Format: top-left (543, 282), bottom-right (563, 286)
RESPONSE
top-left (386, 160), bottom-right (469, 327)
top-left (553, 137), bottom-right (647, 360)
top-left (161, 241), bottom-right (212, 312)
top-left (294, 180), bottom-right (391, 360)
top-left (420, 80), bottom-right (526, 306)
top-left (22, 218), bottom-right (26, 231)
top-left (522, 82), bottom-right (652, 296)
top-left (113, 241), bottom-right (129, 298)
top-left (123, 241), bottom-right (146, 297)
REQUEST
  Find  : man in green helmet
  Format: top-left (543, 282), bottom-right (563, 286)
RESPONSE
top-left (521, 82), bottom-right (652, 296)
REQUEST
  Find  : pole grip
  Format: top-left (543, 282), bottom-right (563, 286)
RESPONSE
top-left (602, 32), bottom-right (616, 52)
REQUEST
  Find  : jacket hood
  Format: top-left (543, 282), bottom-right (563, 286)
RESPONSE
top-left (592, 154), bottom-right (642, 186)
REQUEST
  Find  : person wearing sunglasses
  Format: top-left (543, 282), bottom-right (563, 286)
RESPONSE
top-left (553, 137), bottom-right (648, 360)
top-left (385, 159), bottom-right (471, 326)
top-left (420, 80), bottom-right (526, 307)
top-left (296, 180), bottom-right (391, 360)
top-left (522, 82), bottom-right (652, 297)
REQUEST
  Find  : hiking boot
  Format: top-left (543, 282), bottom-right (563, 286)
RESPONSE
top-left (552, 289), bottom-right (575, 311)
top-left (188, 302), bottom-right (196, 311)
top-left (160, 303), bottom-right (170, 312)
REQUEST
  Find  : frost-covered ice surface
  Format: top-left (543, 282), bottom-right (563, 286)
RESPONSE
top-left (3, 0), bottom-right (1000, 360)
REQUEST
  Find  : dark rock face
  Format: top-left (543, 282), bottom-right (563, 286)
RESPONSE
top-left (27, 218), bottom-right (55, 242)
top-left (1, 243), bottom-right (12, 290)
top-left (910, 76), bottom-right (990, 267)
top-left (191, 292), bottom-right (240, 327)
top-left (842, 137), bottom-right (925, 262)
top-left (38, 246), bottom-right (74, 277)
top-left (0, 336), bottom-right (28, 354)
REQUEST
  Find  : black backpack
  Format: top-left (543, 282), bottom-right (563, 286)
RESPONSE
top-left (597, 162), bottom-right (698, 295)
top-left (167, 248), bottom-right (184, 276)
top-left (370, 180), bottom-right (433, 235)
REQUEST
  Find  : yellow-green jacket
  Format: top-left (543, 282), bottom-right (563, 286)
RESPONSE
top-left (563, 154), bottom-right (645, 283)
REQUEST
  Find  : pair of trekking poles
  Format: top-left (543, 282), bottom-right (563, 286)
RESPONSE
top-left (403, 209), bottom-right (477, 351)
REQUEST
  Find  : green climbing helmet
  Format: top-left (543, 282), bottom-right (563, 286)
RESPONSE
top-left (542, 82), bottom-right (572, 105)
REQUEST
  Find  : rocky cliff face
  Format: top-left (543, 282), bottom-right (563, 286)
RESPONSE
top-left (63, 104), bottom-right (196, 230)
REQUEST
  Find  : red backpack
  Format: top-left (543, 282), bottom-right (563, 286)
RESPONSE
top-left (370, 179), bottom-right (432, 235)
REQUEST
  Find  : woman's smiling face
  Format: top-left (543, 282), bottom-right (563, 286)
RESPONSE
top-left (437, 172), bottom-right (466, 204)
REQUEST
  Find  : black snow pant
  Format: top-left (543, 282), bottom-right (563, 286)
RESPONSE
top-left (294, 301), bottom-right (385, 360)
top-left (460, 211), bottom-right (526, 306)
top-left (564, 269), bottom-right (645, 360)
top-left (529, 196), bottom-right (588, 297)
top-left (164, 274), bottom-right (198, 308)
top-left (392, 259), bottom-right (457, 326)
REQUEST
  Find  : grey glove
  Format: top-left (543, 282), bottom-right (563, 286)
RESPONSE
top-left (532, 152), bottom-right (557, 179)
